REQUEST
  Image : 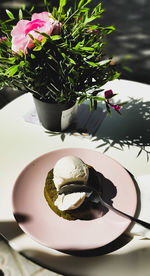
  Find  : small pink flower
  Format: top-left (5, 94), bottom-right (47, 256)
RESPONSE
top-left (75, 18), bottom-right (78, 24)
top-left (0, 36), bottom-right (6, 42)
top-left (112, 104), bottom-right (121, 112)
top-left (105, 89), bottom-right (113, 99)
top-left (11, 11), bottom-right (61, 54)
top-left (105, 90), bottom-right (121, 112)
top-left (87, 28), bottom-right (98, 35)
top-left (87, 28), bottom-right (92, 33)
top-left (93, 29), bottom-right (98, 35)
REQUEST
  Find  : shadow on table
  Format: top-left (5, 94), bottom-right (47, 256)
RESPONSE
top-left (21, 243), bottom-right (150, 276)
top-left (45, 103), bottom-right (107, 138)
top-left (47, 98), bottom-right (150, 160)
top-left (0, 220), bottom-right (24, 241)
top-left (94, 98), bottom-right (150, 159)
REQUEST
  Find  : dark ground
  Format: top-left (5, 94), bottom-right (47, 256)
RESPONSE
top-left (0, 0), bottom-right (150, 108)
top-left (101, 0), bottom-right (150, 84)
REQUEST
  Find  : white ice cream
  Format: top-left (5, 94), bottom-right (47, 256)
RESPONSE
top-left (53, 155), bottom-right (89, 211)
top-left (54, 192), bottom-right (86, 211)
top-left (53, 155), bottom-right (89, 191)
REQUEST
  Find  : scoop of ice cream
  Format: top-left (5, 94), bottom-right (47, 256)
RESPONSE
top-left (53, 155), bottom-right (89, 211)
top-left (54, 192), bottom-right (86, 211)
top-left (53, 155), bottom-right (89, 191)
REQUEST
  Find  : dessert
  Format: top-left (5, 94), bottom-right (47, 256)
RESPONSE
top-left (44, 155), bottom-right (103, 220)
top-left (53, 155), bottom-right (89, 191)
top-left (53, 155), bottom-right (89, 211)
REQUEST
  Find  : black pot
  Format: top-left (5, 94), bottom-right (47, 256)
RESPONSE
top-left (33, 96), bottom-right (77, 131)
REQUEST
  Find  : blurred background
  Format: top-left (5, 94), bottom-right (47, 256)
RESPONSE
top-left (0, 0), bottom-right (150, 108)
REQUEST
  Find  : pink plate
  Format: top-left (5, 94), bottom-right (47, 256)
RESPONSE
top-left (12, 148), bottom-right (137, 251)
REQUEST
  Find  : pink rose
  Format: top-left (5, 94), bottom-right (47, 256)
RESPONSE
top-left (11, 12), bottom-right (61, 54)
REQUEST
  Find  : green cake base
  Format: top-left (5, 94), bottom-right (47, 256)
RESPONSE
top-left (44, 166), bottom-right (103, 220)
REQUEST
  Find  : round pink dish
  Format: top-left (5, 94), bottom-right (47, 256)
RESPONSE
top-left (12, 148), bottom-right (137, 251)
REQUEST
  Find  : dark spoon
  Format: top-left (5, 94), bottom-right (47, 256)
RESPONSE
top-left (59, 183), bottom-right (150, 229)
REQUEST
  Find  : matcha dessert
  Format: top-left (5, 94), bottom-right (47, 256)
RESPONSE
top-left (44, 155), bottom-right (103, 220)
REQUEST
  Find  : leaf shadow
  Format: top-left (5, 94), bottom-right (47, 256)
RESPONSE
top-left (94, 98), bottom-right (150, 160)
top-left (46, 98), bottom-right (150, 160)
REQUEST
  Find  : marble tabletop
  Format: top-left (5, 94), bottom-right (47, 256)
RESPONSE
top-left (0, 79), bottom-right (150, 276)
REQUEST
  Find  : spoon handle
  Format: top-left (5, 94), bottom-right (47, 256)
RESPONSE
top-left (99, 196), bottom-right (150, 229)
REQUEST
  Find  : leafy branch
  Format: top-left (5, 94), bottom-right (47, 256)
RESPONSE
top-left (0, 0), bottom-right (120, 110)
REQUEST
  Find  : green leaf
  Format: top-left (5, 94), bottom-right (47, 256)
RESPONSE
top-left (84, 15), bottom-right (97, 25)
top-left (92, 2), bottom-right (104, 17)
top-left (78, 0), bottom-right (85, 9)
top-left (81, 47), bottom-right (94, 51)
top-left (0, 57), bottom-right (15, 64)
top-left (19, 49), bottom-right (24, 57)
top-left (5, 65), bottom-right (19, 77)
top-left (68, 58), bottom-right (76, 64)
top-left (61, 52), bottom-right (66, 59)
top-left (52, 6), bottom-right (58, 18)
top-left (29, 6), bottom-right (35, 13)
top-left (19, 61), bottom-right (25, 67)
top-left (73, 42), bottom-right (81, 50)
top-left (68, 76), bottom-right (74, 84)
top-left (19, 8), bottom-right (23, 20)
top-left (112, 72), bottom-right (120, 80)
top-left (86, 61), bottom-right (98, 67)
top-left (31, 54), bottom-right (36, 59)
top-left (51, 35), bottom-right (61, 41)
top-left (41, 36), bottom-right (47, 45)
top-left (6, 9), bottom-right (15, 20)
top-left (58, 0), bottom-right (67, 19)
top-left (33, 45), bottom-right (42, 51)
top-left (58, 0), bottom-right (67, 11)
top-left (81, 0), bottom-right (92, 9)
top-left (98, 59), bottom-right (111, 66)
top-left (89, 97), bottom-right (93, 110)
top-left (105, 25), bottom-right (116, 34)
top-left (93, 96), bottom-right (106, 101)
top-left (77, 95), bottom-right (87, 104)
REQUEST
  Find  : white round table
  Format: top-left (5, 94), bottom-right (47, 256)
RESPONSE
top-left (0, 79), bottom-right (150, 276)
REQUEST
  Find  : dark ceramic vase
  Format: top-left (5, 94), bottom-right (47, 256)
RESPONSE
top-left (33, 96), bottom-right (77, 131)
